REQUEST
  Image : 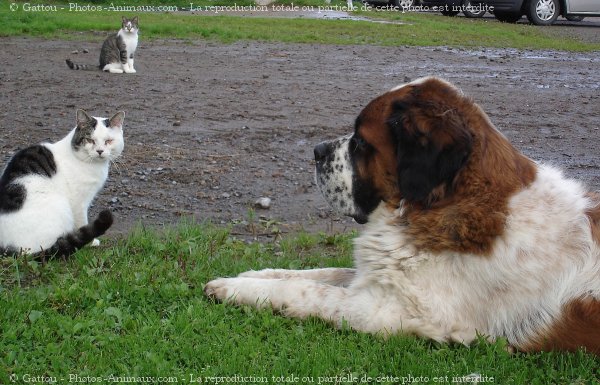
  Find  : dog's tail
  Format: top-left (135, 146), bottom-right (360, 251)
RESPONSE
top-left (66, 58), bottom-right (99, 71)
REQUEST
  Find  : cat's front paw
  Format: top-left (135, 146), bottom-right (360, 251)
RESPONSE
top-left (91, 238), bottom-right (101, 247)
top-left (124, 68), bottom-right (136, 74)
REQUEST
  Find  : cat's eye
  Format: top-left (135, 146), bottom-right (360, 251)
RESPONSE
top-left (105, 139), bottom-right (113, 145)
top-left (86, 138), bottom-right (96, 145)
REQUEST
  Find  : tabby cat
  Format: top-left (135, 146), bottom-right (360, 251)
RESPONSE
top-left (66, 16), bottom-right (139, 73)
top-left (0, 109), bottom-right (125, 257)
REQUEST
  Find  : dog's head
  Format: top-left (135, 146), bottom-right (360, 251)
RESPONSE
top-left (315, 77), bottom-right (473, 223)
top-left (315, 77), bottom-right (535, 232)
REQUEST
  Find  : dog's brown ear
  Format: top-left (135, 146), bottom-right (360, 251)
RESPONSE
top-left (388, 96), bottom-right (472, 206)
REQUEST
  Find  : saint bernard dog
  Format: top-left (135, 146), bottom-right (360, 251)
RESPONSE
top-left (205, 77), bottom-right (600, 354)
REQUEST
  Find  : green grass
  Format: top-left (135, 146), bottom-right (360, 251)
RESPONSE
top-left (1, 223), bottom-right (599, 384)
top-left (0, 1), bottom-right (598, 380)
top-left (353, 9), bottom-right (599, 51)
top-left (1, 6), bottom-right (599, 51)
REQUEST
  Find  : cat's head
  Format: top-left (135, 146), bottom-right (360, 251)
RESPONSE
top-left (121, 16), bottom-right (138, 33)
top-left (72, 109), bottom-right (125, 163)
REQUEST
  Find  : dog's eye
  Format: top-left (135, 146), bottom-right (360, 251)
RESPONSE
top-left (351, 136), bottom-right (368, 151)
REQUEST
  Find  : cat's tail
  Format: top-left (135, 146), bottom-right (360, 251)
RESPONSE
top-left (44, 209), bottom-right (114, 258)
top-left (65, 58), bottom-right (99, 71)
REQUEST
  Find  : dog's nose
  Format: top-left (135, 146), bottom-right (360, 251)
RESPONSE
top-left (314, 142), bottom-right (329, 162)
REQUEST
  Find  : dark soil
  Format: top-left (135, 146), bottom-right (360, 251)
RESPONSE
top-left (0, 36), bottom-right (599, 239)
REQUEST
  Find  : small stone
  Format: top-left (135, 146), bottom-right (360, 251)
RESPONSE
top-left (82, 48), bottom-right (89, 53)
top-left (71, 50), bottom-right (79, 54)
top-left (255, 197), bottom-right (271, 209)
top-left (173, 120), bottom-right (181, 126)
top-left (221, 192), bottom-right (231, 199)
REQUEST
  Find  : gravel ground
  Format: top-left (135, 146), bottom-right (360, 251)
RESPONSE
top-left (0, 33), bottom-right (598, 239)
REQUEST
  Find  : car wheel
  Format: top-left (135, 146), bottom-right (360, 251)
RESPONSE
top-left (390, 0), bottom-right (415, 10)
top-left (493, 10), bottom-right (522, 23)
top-left (565, 14), bottom-right (584, 22)
top-left (526, 0), bottom-right (560, 25)
top-left (462, 0), bottom-right (486, 18)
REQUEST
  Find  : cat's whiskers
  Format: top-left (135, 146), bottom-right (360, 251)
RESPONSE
top-left (110, 158), bottom-right (123, 174)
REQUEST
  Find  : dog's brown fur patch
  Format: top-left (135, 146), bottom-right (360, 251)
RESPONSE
top-left (355, 78), bottom-right (536, 255)
top-left (523, 298), bottom-right (600, 354)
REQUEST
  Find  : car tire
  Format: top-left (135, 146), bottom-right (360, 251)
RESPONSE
top-left (390, 0), bottom-right (416, 10)
top-left (565, 14), bottom-right (584, 22)
top-left (493, 10), bottom-right (522, 23)
top-left (526, 0), bottom-right (560, 25)
top-left (462, 0), bottom-right (486, 18)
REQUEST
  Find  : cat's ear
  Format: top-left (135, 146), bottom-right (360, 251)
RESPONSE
top-left (131, 16), bottom-right (138, 25)
top-left (109, 111), bottom-right (125, 129)
top-left (122, 16), bottom-right (127, 23)
top-left (76, 109), bottom-right (93, 128)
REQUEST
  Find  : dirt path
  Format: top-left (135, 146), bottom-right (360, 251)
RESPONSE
top-left (0, 37), bottom-right (599, 238)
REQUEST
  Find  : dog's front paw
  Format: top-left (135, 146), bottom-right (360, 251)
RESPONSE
top-left (204, 277), bottom-right (275, 309)
top-left (204, 278), bottom-right (240, 302)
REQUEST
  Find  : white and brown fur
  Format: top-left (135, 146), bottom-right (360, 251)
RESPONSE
top-left (205, 77), bottom-right (600, 355)
top-left (66, 16), bottom-right (138, 73)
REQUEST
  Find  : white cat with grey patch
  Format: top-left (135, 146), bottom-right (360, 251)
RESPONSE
top-left (0, 110), bottom-right (125, 257)
top-left (66, 16), bottom-right (138, 73)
